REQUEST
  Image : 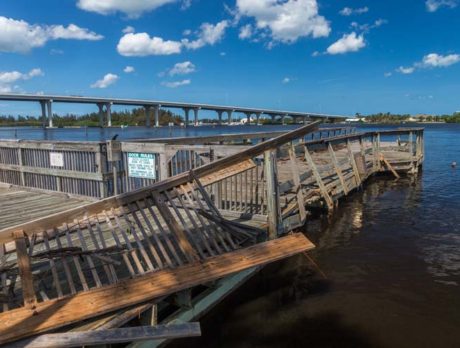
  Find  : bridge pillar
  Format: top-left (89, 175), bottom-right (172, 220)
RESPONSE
top-left (282, 114), bottom-right (288, 125)
top-left (255, 112), bottom-right (261, 125)
top-left (154, 105), bottom-right (160, 127)
top-left (227, 110), bottom-right (233, 124)
top-left (144, 106), bottom-right (151, 128)
top-left (39, 101), bottom-right (47, 128)
top-left (106, 102), bottom-right (112, 127)
top-left (271, 114), bottom-right (276, 124)
top-left (97, 103), bottom-right (104, 127)
top-left (193, 108), bottom-right (199, 126)
top-left (245, 112), bottom-right (251, 125)
top-left (217, 110), bottom-right (223, 125)
top-left (46, 100), bottom-right (53, 128)
top-left (183, 108), bottom-right (190, 127)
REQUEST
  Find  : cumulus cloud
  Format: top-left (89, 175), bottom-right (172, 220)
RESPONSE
top-left (326, 32), bottom-right (365, 55)
top-left (421, 53), bottom-right (460, 67)
top-left (239, 24), bottom-right (253, 40)
top-left (182, 20), bottom-right (228, 50)
top-left (282, 77), bottom-right (291, 84)
top-left (123, 66), bottom-right (135, 73)
top-left (0, 16), bottom-right (103, 54)
top-left (77, 0), bottom-right (176, 18)
top-left (395, 53), bottom-right (460, 74)
top-left (168, 61), bottom-right (195, 76)
top-left (0, 68), bottom-right (43, 93)
top-left (339, 7), bottom-right (369, 16)
top-left (117, 20), bottom-right (227, 56)
top-left (425, 0), bottom-right (457, 12)
top-left (235, 0), bottom-right (330, 44)
top-left (122, 26), bottom-right (135, 34)
top-left (396, 66), bottom-right (415, 74)
top-left (117, 33), bottom-right (182, 56)
top-left (90, 73), bottom-right (119, 88)
top-left (161, 79), bottom-right (191, 88)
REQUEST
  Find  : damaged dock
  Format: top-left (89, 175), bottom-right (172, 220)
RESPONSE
top-left (0, 124), bottom-right (424, 347)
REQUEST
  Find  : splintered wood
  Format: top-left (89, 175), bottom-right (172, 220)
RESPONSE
top-left (0, 233), bottom-right (314, 344)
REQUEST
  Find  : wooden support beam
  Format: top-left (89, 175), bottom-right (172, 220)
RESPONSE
top-left (13, 231), bottom-right (37, 308)
top-left (379, 154), bottom-right (400, 179)
top-left (327, 143), bottom-right (348, 195)
top-left (303, 146), bottom-right (334, 210)
top-left (264, 150), bottom-right (282, 239)
top-left (8, 323), bottom-right (201, 348)
top-left (0, 233), bottom-right (314, 345)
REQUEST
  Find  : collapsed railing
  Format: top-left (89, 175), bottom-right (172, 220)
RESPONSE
top-left (0, 122), bottom-right (322, 345)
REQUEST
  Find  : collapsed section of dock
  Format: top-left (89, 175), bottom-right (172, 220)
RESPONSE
top-left (0, 124), bottom-right (424, 347)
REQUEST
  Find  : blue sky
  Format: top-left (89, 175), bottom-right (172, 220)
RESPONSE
top-left (0, 0), bottom-right (459, 117)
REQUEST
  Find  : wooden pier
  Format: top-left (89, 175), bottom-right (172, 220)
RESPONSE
top-left (0, 124), bottom-right (424, 347)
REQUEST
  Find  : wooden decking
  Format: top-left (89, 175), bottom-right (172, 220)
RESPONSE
top-left (0, 187), bottom-right (88, 230)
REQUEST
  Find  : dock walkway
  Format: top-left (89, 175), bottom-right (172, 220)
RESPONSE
top-left (0, 123), bottom-right (424, 346)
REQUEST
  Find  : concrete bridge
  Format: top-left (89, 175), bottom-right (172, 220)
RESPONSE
top-left (0, 94), bottom-right (348, 128)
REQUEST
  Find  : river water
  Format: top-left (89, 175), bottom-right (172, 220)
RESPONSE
top-left (1, 123), bottom-right (459, 347)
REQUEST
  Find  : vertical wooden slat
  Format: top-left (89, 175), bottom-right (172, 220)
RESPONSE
top-left (327, 143), bottom-right (349, 195)
top-left (288, 143), bottom-right (307, 222)
top-left (303, 145), bottom-right (334, 210)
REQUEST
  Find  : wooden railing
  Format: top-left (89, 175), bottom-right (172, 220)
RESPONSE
top-left (0, 127), bottom-right (356, 198)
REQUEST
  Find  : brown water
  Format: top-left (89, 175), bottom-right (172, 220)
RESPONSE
top-left (170, 170), bottom-right (460, 347)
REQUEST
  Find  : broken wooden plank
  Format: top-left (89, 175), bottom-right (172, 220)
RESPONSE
top-left (0, 233), bottom-right (314, 344)
top-left (13, 231), bottom-right (37, 308)
top-left (6, 323), bottom-right (201, 348)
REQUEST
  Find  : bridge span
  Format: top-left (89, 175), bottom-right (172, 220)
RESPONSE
top-left (0, 93), bottom-right (348, 128)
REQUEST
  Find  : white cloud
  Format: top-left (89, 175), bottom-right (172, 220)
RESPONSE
top-left (395, 53), bottom-right (460, 74)
top-left (0, 68), bottom-right (43, 92)
top-left (122, 26), bottom-right (135, 34)
top-left (117, 33), bottom-right (182, 56)
top-left (384, 72), bottom-right (393, 77)
top-left (0, 16), bottom-right (103, 53)
top-left (90, 73), bottom-right (119, 88)
top-left (239, 24), bottom-right (253, 40)
top-left (282, 77), bottom-right (291, 84)
top-left (123, 66), bottom-right (135, 73)
top-left (161, 79), bottom-right (191, 88)
top-left (117, 20), bottom-right (227, 57)
top-left (183, 29), bottom-right (192, 36)
top-left (235, 0), bottom-right (330, 43)
top-left (421, 53), bottom-right (460, 67)
top-left (339, 7), bottom-right (369, 16)
top-left (396, 66), bottom-right (415, 74)
top-left (326, 32), bottom-right (365, 55)
top-left (77, 0), bottom-right (176, 18)
top-left (351, 18), bottom-right (387, 32)
top-left (50, 48), bottom-right (64, 55)
top-left (220, 51), bottom-right (226, 56)
top-left (425, 0), bottom-right (457, 12)
top-left (169, 61), bottom-right (195, 76)
top-left (182, 20), bottom-right (228, 50)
